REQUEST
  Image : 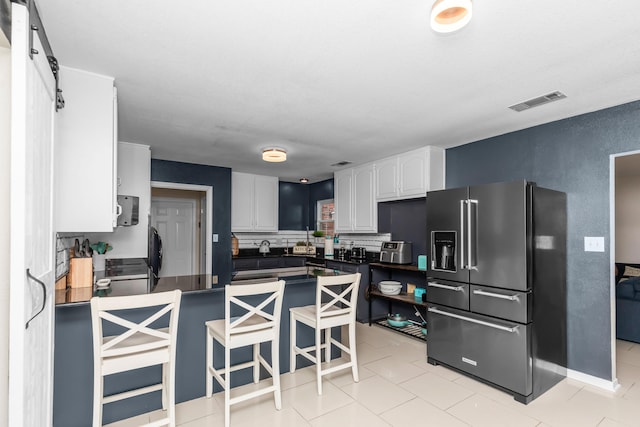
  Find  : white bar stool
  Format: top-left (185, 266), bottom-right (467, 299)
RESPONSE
top-left (90, 289), bottom-right (182, 427)
top-left (289, 273), bottom-right (361, 395)
top-left (205, 280), bottom-right (285, 427)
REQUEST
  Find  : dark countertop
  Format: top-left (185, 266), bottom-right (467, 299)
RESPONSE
top-left (55, 267), bottom-right (349, 306)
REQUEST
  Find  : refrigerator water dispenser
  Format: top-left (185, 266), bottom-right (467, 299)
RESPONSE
top-left (432, 231), bottom-right (456, 272)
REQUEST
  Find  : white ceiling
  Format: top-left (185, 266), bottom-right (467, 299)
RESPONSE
top-left (38, 0), bottom-right (640, 183)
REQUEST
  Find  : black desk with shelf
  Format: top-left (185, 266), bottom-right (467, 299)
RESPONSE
top-left (368, 262), bottom-right (427, 341)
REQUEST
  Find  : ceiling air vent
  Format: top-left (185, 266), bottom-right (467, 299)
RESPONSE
top-left (331, 161), bottom-right (352, 167)
top-left (509, 91), bottom-right (567, 112)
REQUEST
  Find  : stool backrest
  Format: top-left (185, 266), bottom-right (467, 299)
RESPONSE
top-left (225, 280), bottom-right (285, 340)
top-left (316, 273), bottom-right (361, 322)
top-left (90, 290), bottom-right (182, 361)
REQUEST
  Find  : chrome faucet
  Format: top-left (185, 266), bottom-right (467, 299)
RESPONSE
top-left (284, 239), bottom-right (289, 255)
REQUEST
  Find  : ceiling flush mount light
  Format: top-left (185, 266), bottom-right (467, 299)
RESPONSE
top-left (300, 178), bottom-right (309, 183)
top-left (262, 148), bottom-right (287, 162)
top-left (430, 0), bottom-right (472, 33)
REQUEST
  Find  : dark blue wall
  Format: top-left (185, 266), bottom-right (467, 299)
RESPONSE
top-left (378, 198), bottom-right (427, 265)
top-left (278, 179), bottom-right (334, 230)
top-left (279, 182), bottom-right (309, 230)
top-left (446, 100), bottom-right (640, 380)
top-left (151, 159), bottom-right (232, 285)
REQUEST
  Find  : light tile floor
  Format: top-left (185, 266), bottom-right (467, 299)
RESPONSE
top-left (106, 324), bottom-right (640, 427)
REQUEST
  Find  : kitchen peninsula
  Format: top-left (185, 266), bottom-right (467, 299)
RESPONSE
top-left (54, 267), bottom-right (348, 427)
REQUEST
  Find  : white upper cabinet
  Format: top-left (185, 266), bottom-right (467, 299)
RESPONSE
top-left (335, 163), bottom-right (377, 233)
top-left (232, 172), bottom-right (278, 232)
top-left (55, 67), bottom-right (118, 232)
top-left (375, 146), bottom-right (445, 202)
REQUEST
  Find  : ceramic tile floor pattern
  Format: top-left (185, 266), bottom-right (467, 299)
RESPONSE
top-left (106, 324), bottom-right (640, 427)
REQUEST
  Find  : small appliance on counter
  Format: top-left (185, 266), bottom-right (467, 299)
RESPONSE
top-left (379, 241), bottom-right (412, 264)
top-left (351, 247), bottom-right (366, 261)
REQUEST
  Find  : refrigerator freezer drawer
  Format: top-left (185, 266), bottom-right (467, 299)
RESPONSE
top-left (427, 305), bottom-right (532, 396)
top-left (470, 285), bottom-right (532, 324)
top-left (426, 279), bottom-right (469, 310)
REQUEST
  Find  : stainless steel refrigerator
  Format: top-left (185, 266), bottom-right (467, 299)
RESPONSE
top-left (425, 180), bottom-right (566, 404)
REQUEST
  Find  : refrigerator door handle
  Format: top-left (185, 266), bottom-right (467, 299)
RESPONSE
top-left (428, 281), bottom-right (464, 292)
top-left (468, 199), bottom-right (478, 271)
top-left (428, 307), bottom-right (518, 333)
top-left (460, 200), bottom-right (466, 269)
top-left (472, 289), bottom-right (519, 301)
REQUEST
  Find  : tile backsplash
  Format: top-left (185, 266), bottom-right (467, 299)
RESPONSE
top-left (55, 233), bottom-right (84, 280)
top-left (233, 231), bottom-right (391, 254)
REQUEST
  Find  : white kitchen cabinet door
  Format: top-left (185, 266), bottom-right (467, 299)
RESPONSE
top-left (334, 169), bottom-right (354, 232)
top-left (55, 67), bottom-right (118, 232)
top-left (254, 175), bottom-right (278, 231)
top-left (375, 146), bottom-right (446, 202)
top-left (375, 157), bottom-right (398, 200)
top-left (335, 164), bottom-right (377, 233)
top-left (231, 172), bottom-right (278, 232)
top-left (353, 164), bottom-right (377, 232)
top-left (231, 172), bottom-right (254, 231)
top-left (398, 149), bottom-right (428, 198)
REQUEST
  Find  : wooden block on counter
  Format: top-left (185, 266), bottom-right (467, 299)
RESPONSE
top-left (68, 258), bottom-right (93, 288)
top-left (55, 275), bottom-right (67, 290)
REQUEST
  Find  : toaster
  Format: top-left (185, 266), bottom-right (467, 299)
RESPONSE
top-left (379, 241), bottom-right (412, 264)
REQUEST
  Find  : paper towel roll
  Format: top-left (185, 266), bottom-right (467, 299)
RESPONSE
top-left (325, 237), bottom-right (334, 258)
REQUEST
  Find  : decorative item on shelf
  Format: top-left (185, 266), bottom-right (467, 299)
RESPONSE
top-left (379, 280), bottom-right (402, 295)
top-left (293, 241), bottom-right (315, 255)
top-left (414, 287), bottom-right (426, 302)
top-left (418, 255), bottom-right (427, 271)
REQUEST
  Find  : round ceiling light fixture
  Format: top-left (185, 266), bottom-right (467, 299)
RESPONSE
top-left (262, 147), bottom-right (287, 162)
top-left (299, 178), bottom-right (309, 184)
top-left (430, 0), bottom-right (472, 33)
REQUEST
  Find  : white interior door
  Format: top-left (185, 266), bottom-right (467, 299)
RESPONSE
top-left (9, 4), bottom-right (56, 426)
top-left (151, 198), bottom-right (196, 277)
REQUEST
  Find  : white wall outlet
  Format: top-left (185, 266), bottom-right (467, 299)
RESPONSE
top-left (584, 236), bottom-right (605, 252)
top-left (212, 233), bottom-right (219, 243)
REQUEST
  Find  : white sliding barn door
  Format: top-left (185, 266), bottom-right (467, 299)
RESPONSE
top-left (9, 4), bottom-right (57, 426)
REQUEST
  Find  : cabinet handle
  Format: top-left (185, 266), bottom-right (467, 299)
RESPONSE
top-left (459, 200), bottom-right (465, 269)
top-left (473, 289), bottom-right (519, 301)
top-left (468, 199), bottom-right (478, 271)
top-left (428, 307), bottom-right (518, 333)
top-left (427, 281), bottom-right (464, 292)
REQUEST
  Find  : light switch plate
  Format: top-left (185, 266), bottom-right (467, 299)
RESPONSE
top-left (584, 236), bottom-right (605, 252)
top-left (213, 234), bottom-right (219, 243)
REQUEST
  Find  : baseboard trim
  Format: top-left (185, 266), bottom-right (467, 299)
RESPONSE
top-left (567, 369), bottom-right (620, 392)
